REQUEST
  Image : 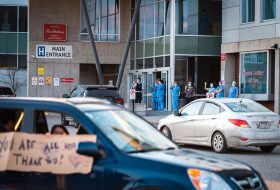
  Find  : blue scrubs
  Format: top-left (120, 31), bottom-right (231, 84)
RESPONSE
top-left (208, 88), bottom-right (216, 93)
top-left (152, 83), bottom-right (158, 110)
top-left (157, 84), bottom-right (165, 111)
top-left (216, 85), bottom-right (224, 98)
top-left (171, 85), bottom-right (180, 112)
top-left (229, 86), bottom-right (238, 98)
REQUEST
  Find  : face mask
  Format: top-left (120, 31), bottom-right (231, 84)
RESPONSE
top-left (188, 83), bottom-right (191, 87)
top-left (137, 80), bottom-right (140, 83)
top-left (174, 83), bottom-right (177, 86)
top-left (219, 83), bottom-right (222, 86)
top-left (232, 83), bottom-right (236, 87)
top-left (210, 84), bottom-right (214, 88)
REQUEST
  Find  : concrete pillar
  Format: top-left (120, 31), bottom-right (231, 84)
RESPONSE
top-left (221, 54), bottom-right (235, 97)
top-left (274, 49), bottom-right (280, 113)
top-left (169, 0), bottom-right (176, 111)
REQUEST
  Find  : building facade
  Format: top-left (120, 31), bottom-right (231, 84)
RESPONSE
top-left (221, 0), bottom-right (279, 112)
top-left (0, 0), bottom-right (28, 96)
top-left (27, 0), bottom-right (222, 111)
top-left (129, 0), bottom-right (222, 110)
top-left (28, 0), bottom-right (130, 98)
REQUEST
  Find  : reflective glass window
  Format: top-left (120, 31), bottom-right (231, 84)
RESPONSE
top-left (242, 0), bottom-right (255, 23)
top-left (0, 6), bottom-right (17, 32)
top-left (262, 0), bottom-right (276, 20)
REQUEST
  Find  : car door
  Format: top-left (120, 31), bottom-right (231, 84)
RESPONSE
top-left (196, 102), bottom-right (222, 143)
top-left (0, 107), bottom-right (26, 190)
top-left (24, 108), bottom-right (117, 190)
top-left (171, 101), bottom-right (204, 142)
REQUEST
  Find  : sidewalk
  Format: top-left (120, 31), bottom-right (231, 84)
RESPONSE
top-left (141, 110), bottom-right (171, 127)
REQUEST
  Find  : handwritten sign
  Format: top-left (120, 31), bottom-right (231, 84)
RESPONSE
top-left (0, 132), bottom-right (96, 174)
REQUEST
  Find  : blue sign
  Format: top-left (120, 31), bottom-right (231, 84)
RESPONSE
top-left (37, 46), bottom-right (46, 57)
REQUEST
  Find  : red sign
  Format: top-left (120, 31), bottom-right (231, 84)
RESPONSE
top-left (221, 54), bottom-right (226, 61)
top-left (44, 24), bottom-right (67, 41)
top-left (60, 78), bottom-right (74, 83)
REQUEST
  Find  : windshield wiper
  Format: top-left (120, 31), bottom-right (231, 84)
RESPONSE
top-left (127, 147), bottom-right (176, 153)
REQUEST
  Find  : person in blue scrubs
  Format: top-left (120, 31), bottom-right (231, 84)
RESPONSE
top-left (204, 82), bottom-right (216, 98)
top-left (151, 79), bottom-right (159, 110)
top-left (171, 81), bottom-right (181, 115)
top-left (157, 80), bottom-right (165, 111)
top-left (215, 80), bottom-right (225, 98)
top-left (229, 81), bottom-right (239, 98)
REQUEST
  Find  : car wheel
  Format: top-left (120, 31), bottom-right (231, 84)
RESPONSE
top-left (161, 126), bottom-right (172, 140)
top-left (211, 132), bottom-right (228, 153)
top-left (259, 145), bottom-right (276, 153)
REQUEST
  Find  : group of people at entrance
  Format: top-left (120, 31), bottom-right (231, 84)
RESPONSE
top-left (170, 80), bottom-right (239, 115)
top-left (151, 79), bottom-right (166, 111)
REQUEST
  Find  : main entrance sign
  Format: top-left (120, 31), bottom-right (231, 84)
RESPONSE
top-left (36, 45), bottom-right (72, 59)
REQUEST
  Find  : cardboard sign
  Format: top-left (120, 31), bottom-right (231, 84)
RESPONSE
top-left (38, 67), bottom-right (44, 75)
top-left (45, 77), bottom-right (52, 85)
top-left (0, 132), bottom-right (96, 174)
top-left (129, 89), bottom-right (136, 100)
top-left (36, 45), bottom-right (72, 59)
top-left (44, 24), bottom-right (67, 42)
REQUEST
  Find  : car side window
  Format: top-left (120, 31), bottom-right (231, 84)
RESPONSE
top-left (181, 101), bottom-right (204, 116)
top-left (201, 102), bottom-right (220, 115)
top-left (34, 110), bottom-right (86, 136)
top-left (0, 108), bottom-right (24, 132)
top-left (70, 87), bottom-right (84, 98)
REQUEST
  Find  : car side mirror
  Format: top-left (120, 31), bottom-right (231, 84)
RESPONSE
top-left (63, 94), bottom-right (70, 98)
top-left (76, 141), bottom-right (103, 159)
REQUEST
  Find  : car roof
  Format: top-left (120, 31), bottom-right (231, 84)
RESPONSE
top-left (195, 98), bottom-right (254, 104)
top-left (77, 85), bottom-right (118, 90)
top-left (0, 97), bottom-right (120, 111)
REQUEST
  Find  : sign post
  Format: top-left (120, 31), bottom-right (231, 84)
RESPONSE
top-left (129, 89), bottom-right (136, 112)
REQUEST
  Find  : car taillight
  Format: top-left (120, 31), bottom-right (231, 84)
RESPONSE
top-left (229, 119), bottom-right (250, 128)
top-left (115, 98), bottom-right (124, 105)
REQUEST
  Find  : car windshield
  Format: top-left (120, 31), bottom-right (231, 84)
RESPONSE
top-left (224, 101), bottom-right (271, 113)
top-left (87, 89), bottom-right (119, 98)
top-left (85, 110), bottom-right (177, 153)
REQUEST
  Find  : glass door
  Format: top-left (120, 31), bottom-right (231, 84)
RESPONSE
top-left (161, 71), bottom-right (169, 111)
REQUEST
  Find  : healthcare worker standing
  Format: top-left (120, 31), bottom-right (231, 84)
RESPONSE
top-left (204, 82), bottom-right (216, 98)
top-left (229, 81), bottom-right (239, 98)
top-left (151, 79), bottom-right (159, 110)
top-left (171, 81), bottom-right (181, 115)
top-left (157, 80), bottom-right (165, 111)
top-left (215, 80), bottom-right (225, 98)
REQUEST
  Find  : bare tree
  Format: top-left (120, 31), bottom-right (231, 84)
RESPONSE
top-left (0, 68), bottom-right (26, 94)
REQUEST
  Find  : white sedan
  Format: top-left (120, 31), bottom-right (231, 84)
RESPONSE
top-left (158, 98), bottom-right (280, 153)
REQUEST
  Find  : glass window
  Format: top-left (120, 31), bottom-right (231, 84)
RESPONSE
top-left (0, 6), bottom-right (17, 32)
top-left (130, 60), bottom-right (135, 70)
top-left (136, 59), bottom-right (143, 70)
top-left (181, 101), bottom-right (204, 116)
top-left (0, 54), bottom-right (17, 68)
top-left (80, 0), bottom-right (119, 41)
top-left (19, 7), bottom-right (27, 32)
top-left (202, 103), bottom-right (220, 115)
top-left (0, 108), bottom-right (24, 132)
top-left (155, 57), bottom-right (163, 68)
top-left (165, 56), bottom-right (170, 67)
top-left (144, 4), bottom-right (154, 38)
top-left (155, 2), bottom-right (164, 37)
top-left (145, 58), bottom-right (153, 69)
top-left (225, 101), bottom-right (271, 113)
top-left (18, 55), bottom-right (27, 69)
top-left (165, 1), bottom-right (171, 35)
top-left (240, 52), bottom-right (267, 94)
top-left (241, 0), bottom-right (255, 23)
top-left (262, 0), bottom-right (276, 20)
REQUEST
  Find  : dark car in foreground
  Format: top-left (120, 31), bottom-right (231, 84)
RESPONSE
top-left (0, 86), bottom-right (15, 97)
top-left (0, 97), bottom-right (267, 190)
top-left (65, 85), bottom-right (124, 105)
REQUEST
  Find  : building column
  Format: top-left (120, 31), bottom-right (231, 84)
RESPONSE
top-left (274, 49), bottom-right (280, 113)
top-left (169, 0), bottom-right (176, 111)
top-left (221, 54), bottom-right (235, 97)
